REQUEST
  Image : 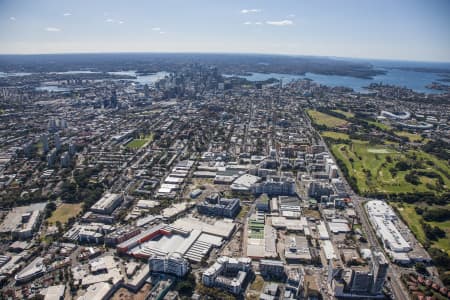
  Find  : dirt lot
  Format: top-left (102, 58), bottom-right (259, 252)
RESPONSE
top-left (111, 284), bottom-right (152, 300)
top-left (183, 178), bottom-right (229, 201)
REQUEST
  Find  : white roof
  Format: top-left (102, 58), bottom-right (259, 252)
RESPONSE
top-left (317, 222), bottom-right (329, 240)
top-left (77, 282), bottom-right (112, 300)
top-left (230, 174), bottom-right (261, 191)
top-left (322, 240), bottom-right (337, 260)
top-left (44, 285), bottom-right (65, 300)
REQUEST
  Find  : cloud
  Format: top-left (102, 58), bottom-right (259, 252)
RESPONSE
top-left (63, 13), bottom-right (72, 17)
top-left (266, 20), bottom-right (293, 26)
top-left (118, 20), bottom-right (124, 24)
top-left (159, 31), bottom-right (166, 34)
top-left (45, 27), bottom-right (61, 32)
top-left (152, 27), bottom-right (161, 31)
top-left (241, 9), bottom-right (261, 14)
top-left (243, 21), bottom-right (263, 25)
top-left (10, 17), bottom-right (16, 21)
top-left (105, 18), bottom-right (114, 23)
top-left (287, 14), bottom-right (296, 18)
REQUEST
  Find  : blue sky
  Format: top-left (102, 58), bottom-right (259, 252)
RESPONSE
top-left (0, 0), bottom-right (449, 62)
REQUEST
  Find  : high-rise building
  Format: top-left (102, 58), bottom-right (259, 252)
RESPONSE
top-left (60, 151), bottom-right (70, 167)
top-left (69, 143), bottom-right (76, 156)
top-left (47, 149), bottom-right (57, 167)
top-left (41, 134), bottom-right (49, 153)
top-left (371, 251), bottom-right (388, 295)
top-left (330, 251), bottom-right (389, 298)
top-left (54, 134), bottom-right (61, 151)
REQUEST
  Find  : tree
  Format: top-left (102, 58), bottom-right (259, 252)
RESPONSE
top-left (414, 262), bottom-right (428, 275)
top-left (176, 273), bottom-right (196, 297)
top-left (45, 202), bottom-right (57, 218)
top-left (423, 208), bottom-right (450, 222)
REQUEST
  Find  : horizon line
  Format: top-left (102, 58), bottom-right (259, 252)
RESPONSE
top-left (0, 50), bottom-right (450, 65)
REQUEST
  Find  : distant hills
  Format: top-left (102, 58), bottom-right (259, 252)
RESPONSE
top-left (0, 52), bottom-right (386, 79)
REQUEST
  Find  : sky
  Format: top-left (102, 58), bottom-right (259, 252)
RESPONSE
top-left (0, 0), bottom-right (449, 62)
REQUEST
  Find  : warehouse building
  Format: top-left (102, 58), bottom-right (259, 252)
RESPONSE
top-left (90, 193), bottom-right (123, 215)
top-left (366, 200), bottom-right (411, 253)
top-left (118, 221), bottom-right (228, 264)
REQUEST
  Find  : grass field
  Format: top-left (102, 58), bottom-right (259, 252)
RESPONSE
top-left (321, 131), bottom-right (350, 140)
top-left (307, 110), bottom-right (348, 127)
top-left (330, 141), bottom-right (449, 194)
top-left (126, 133), bottom-right (154, 149)
top-left (332, 109), bottom-right (354, 118)
top-left (367, 120), bottom-right (392, 131)
top-left (250, 275), bottom-right (264, 291)
top-left (392, 202), bottom-right (450, 255)
top-left (394, 131), bottom-right (425, 143)
top-left (237, 205), bottom-right (250, 219)
top-left (47, 203), bottom-right (83, 224)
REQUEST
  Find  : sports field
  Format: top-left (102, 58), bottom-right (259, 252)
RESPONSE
top-left (126, 133), bottom-right (154, 149)
top-left (47, 203), bottom-right (83, 224)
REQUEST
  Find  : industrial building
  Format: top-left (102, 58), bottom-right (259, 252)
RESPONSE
top-left (117, 221), bottom-right (229, 264)
top-left (285, 235), bottom-right (312, 263)
top-left (90, 193), bottom-right (123, 215)
top-left (0, 203), bottom-right (46, 239)
top-left (230, 173), bottom-right (261, 193)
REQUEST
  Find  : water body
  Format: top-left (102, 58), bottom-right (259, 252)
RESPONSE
top-left (50, 70), bottom-right (99, 74)
top-left (224, 61), bottom-right (450, 94)
top-left (35, 86), bottom-right (70, 92)
top-left (107, 70), bottom-right (170, 85)
top-left (0, 72), bottom-right (32, 77)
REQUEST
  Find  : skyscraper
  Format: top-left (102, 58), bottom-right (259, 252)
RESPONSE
top-left (40, 134), bottom-right (49, 153)
top-left (54, 134), bottom-right (61, 151)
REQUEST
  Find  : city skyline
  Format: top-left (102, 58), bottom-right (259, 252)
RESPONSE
top-left (1, 0), bottom-right (450, 62)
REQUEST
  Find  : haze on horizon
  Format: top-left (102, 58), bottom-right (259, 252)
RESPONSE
top-left (0, 0), bottom-right (449, 63)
